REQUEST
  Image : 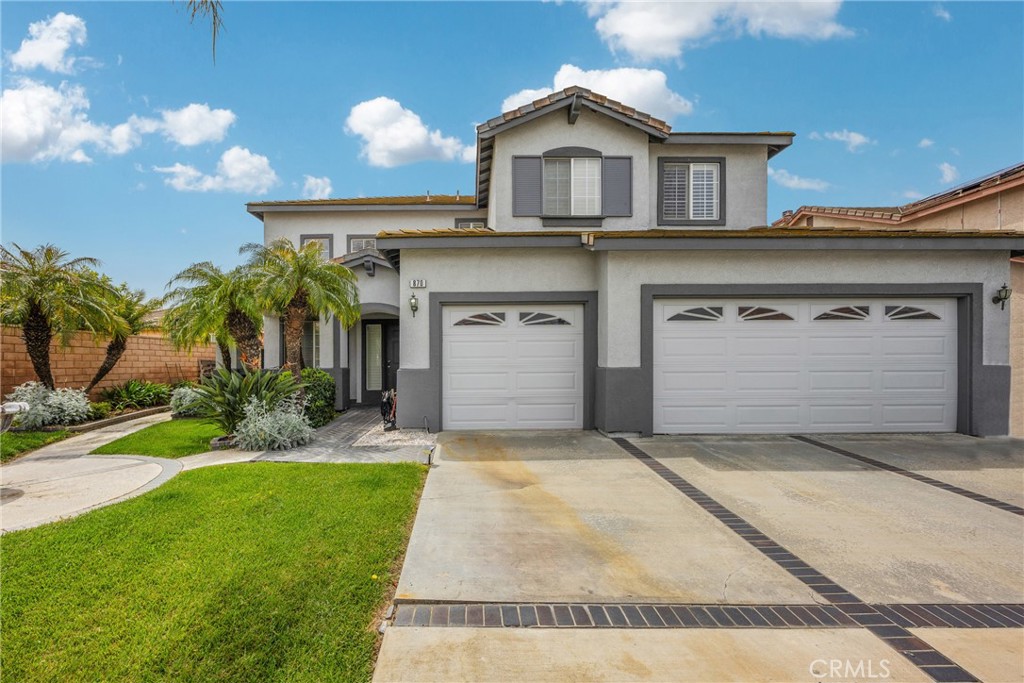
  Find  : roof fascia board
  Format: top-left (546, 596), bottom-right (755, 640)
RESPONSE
top-left (588, 236), bottom-right (1024, 251)
top-left (376, 235), bottom-right (584, 249)
top-left (901, 176), bottom-right (1024, 220)
top-left (478, 98), bottom-right (670, 141)
top-left (247, 203), bottom-right (484, 215)
top-left (664, 133), bottom-right (794, 148)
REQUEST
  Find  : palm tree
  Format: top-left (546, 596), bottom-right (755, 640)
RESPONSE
top-left (242, 239), bottom-right (360, 382)
top-left (184, 0), bottom-right (224, 60)
top-left (0, 243), bottom-right (119, 389)
top-left (163, 262), bottom-right (263, 372)
top-left (86, 283), bottom-right (163, 392)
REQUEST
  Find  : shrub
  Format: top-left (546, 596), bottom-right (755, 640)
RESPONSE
top-left (6, 382), bottom-right (90, 429)
top-left (235, 397), bottom-right (314, 451)
top-left (88, 401), bottom-right (112, 421)
top-left (300, 367), bottom-right (336, 428)
top-left (170, 386), bottom-right (205, 417)
top-left (193, 369), bottom-right (303, 435)
top-left (101, 379), bottom-right (171, 411)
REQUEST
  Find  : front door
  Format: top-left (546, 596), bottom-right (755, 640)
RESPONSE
top-left (363, 320), bottom-right (399, 405)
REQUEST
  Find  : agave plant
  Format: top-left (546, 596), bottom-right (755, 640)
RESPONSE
top-left (193, 368), bottom-right (302, 435)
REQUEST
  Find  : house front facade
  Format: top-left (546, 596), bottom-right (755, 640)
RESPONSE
top-left (248, 87), bottom-right (1023, 437)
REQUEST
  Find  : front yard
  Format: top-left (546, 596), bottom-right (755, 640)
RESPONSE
top-left (89, 418), bottom-right (224, 457)
top-left (0, 462), bottom-right (425, 682)
top-left (1, 430), bottom-right (70, 463)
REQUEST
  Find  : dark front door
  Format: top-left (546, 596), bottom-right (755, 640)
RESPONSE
top-left (363, 320), bottom-right (399, 405)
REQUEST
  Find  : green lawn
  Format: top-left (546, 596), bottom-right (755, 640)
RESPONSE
top-left (1, 430), bottom-right (70, 463)
top-left (90, 418), bottom-right (224, 457)
top-left (0, 462), bottom-right (426, 682)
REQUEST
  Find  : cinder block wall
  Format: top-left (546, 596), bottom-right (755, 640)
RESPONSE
top-left (1011, 260), bottom-right (1024, 437)
top-left (1, 326), bottom-right (216, 399)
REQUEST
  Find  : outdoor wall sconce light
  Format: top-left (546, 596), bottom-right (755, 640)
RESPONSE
top-left (992, 283), bottom-right (1012, 310)
top-left (409, 292), bottom-right (419, 317)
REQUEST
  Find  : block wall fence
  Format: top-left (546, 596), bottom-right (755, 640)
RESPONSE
top-left (1, 326), bottom-right (216, 399)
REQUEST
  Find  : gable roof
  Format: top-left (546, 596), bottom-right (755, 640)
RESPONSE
top-left (246, 194), bottom-right (481, 220)
top-left (475, 86), bottom-right (793, 209)
top-left (775, 162), bottom-right (1024, 227)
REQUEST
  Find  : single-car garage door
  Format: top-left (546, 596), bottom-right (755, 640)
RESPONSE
top-left (654, 298), bottom-right (958, 433)
top-left (442, 304), bottom-right (584, 430)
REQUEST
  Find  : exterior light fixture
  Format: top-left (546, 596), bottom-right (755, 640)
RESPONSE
top-left (409, 292), bottom-right (419, 317)
top-left (992, 283), bottom-right (1012, 310)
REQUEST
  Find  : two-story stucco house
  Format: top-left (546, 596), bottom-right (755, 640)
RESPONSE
top-left (247, 87), bottom-right (1024, 437)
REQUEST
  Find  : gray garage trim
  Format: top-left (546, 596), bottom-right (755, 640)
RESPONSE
top-left (397, 291), bottom-right (598, 432)
top-left (626, 283), bottom-right (1004, 437)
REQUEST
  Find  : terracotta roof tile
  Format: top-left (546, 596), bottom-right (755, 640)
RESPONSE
top-left (477, 87), bottom-right (673, 136)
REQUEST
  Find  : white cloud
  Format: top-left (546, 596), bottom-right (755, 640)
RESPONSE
top-left (933, 4), bottom-right (952, 21)
top-left (502, 64), bottom-right (693, 121)
top-left (938, 162), bottom-right (959, 184)
top-left (589, 1), bottom-right (851, 61)
top-left (9, 12), bottom-right (87, 73)
top-left (918, 137), bottom-right (934, 148)
top-left (345, 97), bottom-right (472, 168)
top-left (808, 131), bottom-right (823, 140)
top-left (902, 190), bottom-right (924, 200)
top-left (768, 167), bottom-right (830, 192)
top-left (158, 104), bottom-right (236, 146)
top-left (823, 129), bottom-right (874, 152)
top-left (302, 175), bottom-right (332, 199)
top-left (153, 146), bottom-right (279, 194)
top-left (0, 77), bottom-right (237, 164)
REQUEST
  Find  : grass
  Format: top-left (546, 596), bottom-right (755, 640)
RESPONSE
top-left (0, 462), bottom-right (426, 682)
top-left (90, 418), bottom-right (224, 458)
top-left (1, 430), bottom-right (70, 463)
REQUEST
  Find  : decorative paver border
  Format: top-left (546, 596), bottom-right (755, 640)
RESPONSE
top-left (791, 435), bottom-right (1024, 516)
top-left (610, 438), bottom-right (984, 683)
top-left (392, 602), bottom-right (1023, 630)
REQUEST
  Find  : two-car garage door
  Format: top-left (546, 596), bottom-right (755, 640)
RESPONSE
top-left (654, 298), bottom-right (958, 433)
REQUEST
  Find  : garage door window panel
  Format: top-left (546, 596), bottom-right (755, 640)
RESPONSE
top-left (738, 305), bottom-right (796, 321)
top-left (667, 306), bottom-right (724, 322)
top-left (885, 305), bottom-right (941, 320)
top-left (813, 305), bottom-right (871, 321)
top-left (453, 312), bottom-right (506, 326)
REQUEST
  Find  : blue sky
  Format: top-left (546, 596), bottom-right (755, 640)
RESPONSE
top-left (3, 1), bottom-right (1022, 297)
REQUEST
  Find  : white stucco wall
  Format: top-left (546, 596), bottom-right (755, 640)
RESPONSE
top-left (649, 144), bottom-right (768, 229)
top-left (601, 249), bottom-right (1012, 367)
top-left (399, 248), bottom-right (599, 368)
top-left (262, 209), bottom-right (487, 249)
top-left (353, 263), bottom-right (400, 309)
top-left (487, 107), bottom-right (651, 230)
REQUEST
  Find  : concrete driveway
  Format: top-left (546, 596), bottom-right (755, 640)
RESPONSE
top-left (376, 431), bottom-right (1024, 682)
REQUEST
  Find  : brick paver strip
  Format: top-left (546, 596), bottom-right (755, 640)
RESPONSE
top-left (610, 437), bottom-right (982, 683)
top-left (391, 602), bottom-right (1022, 631)
top-left (791, 435), bottom-right (1024, 516)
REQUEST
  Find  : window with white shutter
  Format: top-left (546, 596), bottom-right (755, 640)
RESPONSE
top-left (658, 157), bottom-right (725, 225)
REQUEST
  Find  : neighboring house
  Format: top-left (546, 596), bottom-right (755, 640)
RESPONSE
top-left (247, 87), bottom-right (1024, 437)
top-left (774, 163), bottom-right (1024, 437)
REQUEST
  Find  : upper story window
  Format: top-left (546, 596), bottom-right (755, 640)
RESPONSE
top-left (658, 157), bottom-right (726, 226)
top-left (544, 157), bottom-right (601, 216)
top-left (300, 235), bottom-right (332, 260)
top-left (512, 147), bottom-right (632, 225)
top-left (454, 219), bottom-right (487, 229)
top-left (347, 235), bottom-right (376, 253)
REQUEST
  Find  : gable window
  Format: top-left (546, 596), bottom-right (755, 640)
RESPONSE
top-left (658, 157), bottom-right (725, 226)
top-left (454, 219), bottom-right (487, 229)
top-left (544, 157), bottom-right (601, 216)
top-left (512, 149), bottom-right (632, 223)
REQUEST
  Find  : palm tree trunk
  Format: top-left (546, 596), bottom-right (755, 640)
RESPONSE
top-left (282, 295), bottom-right (307, 384)
top-left (86, 336), bottom-right (127, 393)
top-left (23, 303), bottom-right (56, 389)
top-left (226, 308), bottom-right (262, 372)
top-left (216, 337), bottom-right (233, 371)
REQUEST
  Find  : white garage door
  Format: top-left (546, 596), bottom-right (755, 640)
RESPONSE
top-left (654, 298), bottom-right (958, 434)
top-left (442, 304), bottom-right (584, 430)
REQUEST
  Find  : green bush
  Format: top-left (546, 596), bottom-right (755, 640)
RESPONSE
top-left (100, 379), bottom-right (171, 411)
top-left (170, 386), bottom-right (205, 417)
top-left (193, 369), bottom-right (303, 435)
top-left (88, 401), bottom-right (112, 421)
top-left (300, 367), bottom-right (336, 428)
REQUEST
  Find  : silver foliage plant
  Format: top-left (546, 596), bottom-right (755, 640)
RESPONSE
top-left (234, 396), bottom-right (314, 451)
top-left (170, 386), bottom-right (205, 417)
top-left (6, 381), bottom-right (90, 429)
